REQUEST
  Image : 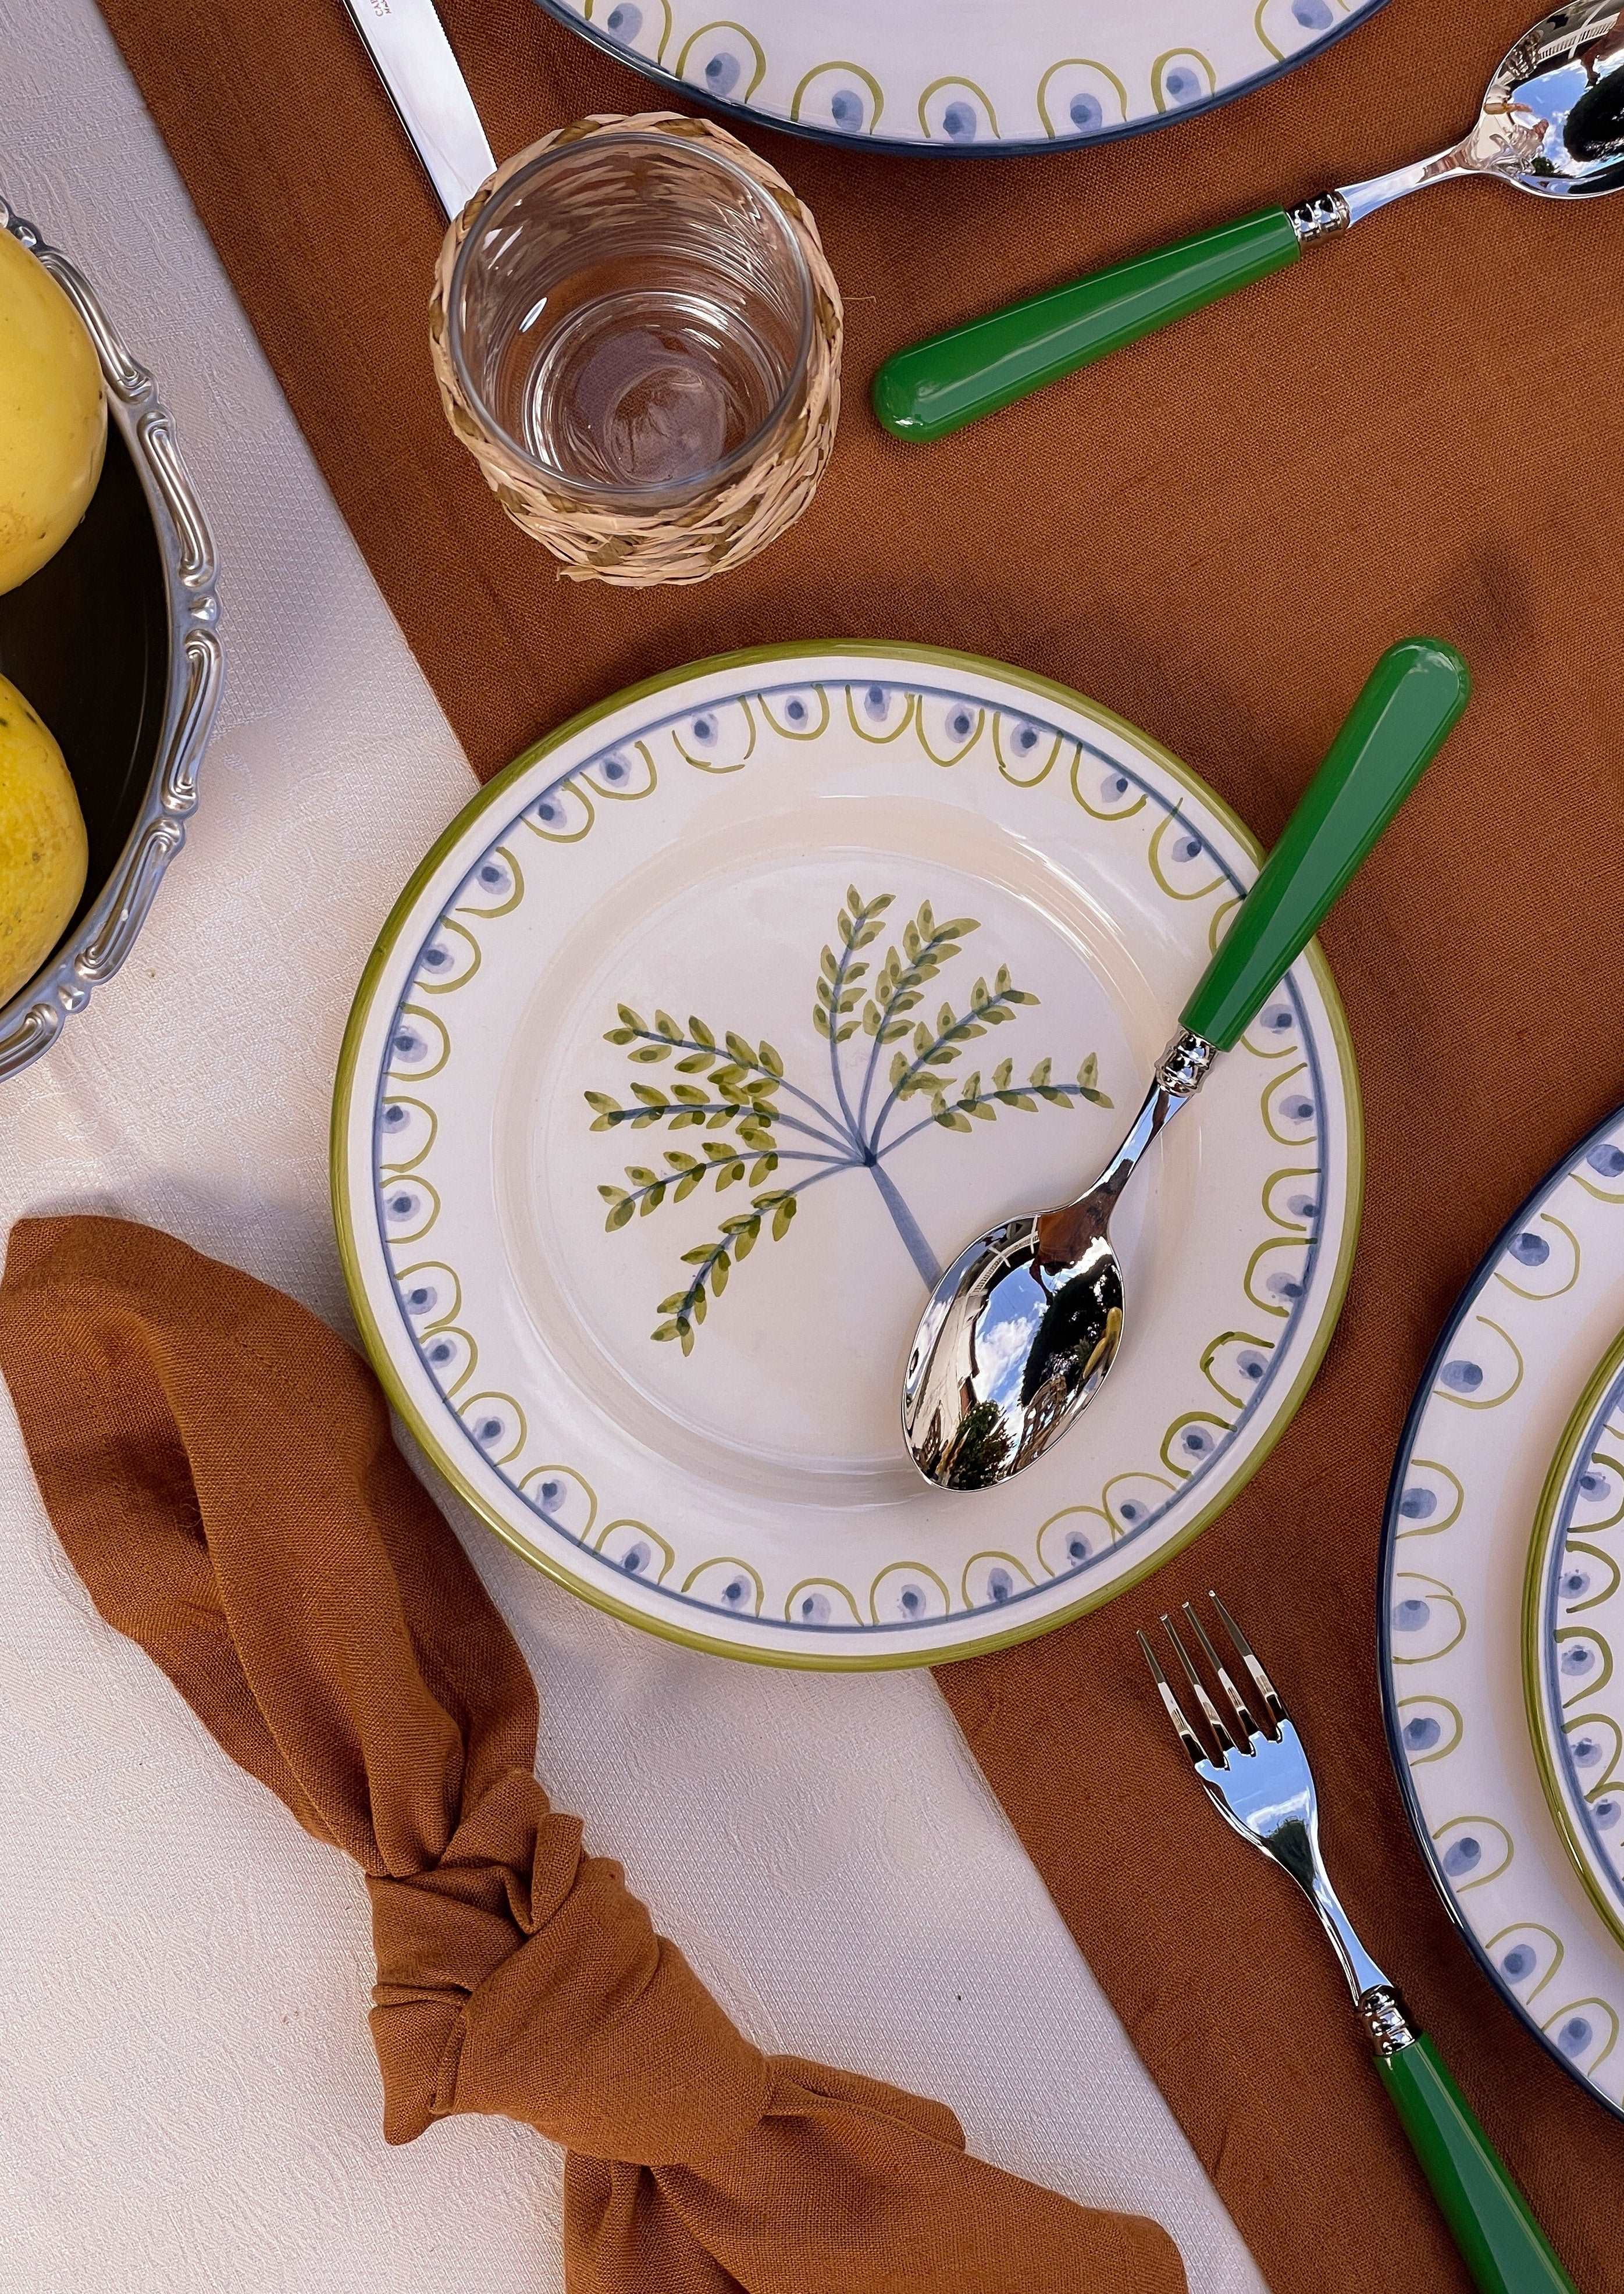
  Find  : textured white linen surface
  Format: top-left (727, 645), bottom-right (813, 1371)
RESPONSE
top-left (0, 9), bottom-right (1266, 2288)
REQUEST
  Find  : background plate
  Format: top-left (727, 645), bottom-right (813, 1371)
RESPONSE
top-left (532, 0), bottom-right (1387, 155)
top-left (1381, 1107), bottom-right (1624, 2118)
top-left (335, 642), bottom-right (1360, 1666)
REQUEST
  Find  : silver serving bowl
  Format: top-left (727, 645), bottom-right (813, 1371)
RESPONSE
top-left (0, 198), bottom-right (222, 1080)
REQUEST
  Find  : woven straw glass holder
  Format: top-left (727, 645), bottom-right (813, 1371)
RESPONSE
top-left (429, 113), bottom-right (843, 587)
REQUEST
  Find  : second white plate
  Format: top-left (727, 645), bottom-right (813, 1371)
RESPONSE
top-left (1383, 1110), bottom-right (1624, 2117)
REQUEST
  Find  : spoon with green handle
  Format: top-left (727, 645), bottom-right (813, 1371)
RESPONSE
top-left (873, 2), bottom-right (1624, 444)
top-left (901, 637), bottom-right (1470, 1491)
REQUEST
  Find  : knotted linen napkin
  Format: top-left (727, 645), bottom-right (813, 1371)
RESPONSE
top-left (0, 1214), bottom-right (1184, 2294)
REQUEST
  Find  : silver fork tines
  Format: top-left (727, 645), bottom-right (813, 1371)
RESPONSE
top-left (1135, 1594), bottom-right (1278, 1768)
top-left (1209, 1591), bottom-right (1287, 1732)
top-left (1177, 1600), bottom-right (1263, 1746)
top-left (1157, 1609), bottom-right (1238, 1761)
top-left (1136, 1626), bottom-right (1209, 1766)
top-left (1137, 1591), bottom-right (1395, 2017)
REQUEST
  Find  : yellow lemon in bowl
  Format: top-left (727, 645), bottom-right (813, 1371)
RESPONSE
top-left (0, 229), bottom-right (106, 596)
top-left (0, 675), bottom-right (87, 1004)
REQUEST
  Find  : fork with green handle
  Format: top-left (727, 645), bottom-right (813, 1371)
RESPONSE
top-left (1140, 1594), bottom-right (1579, 2294)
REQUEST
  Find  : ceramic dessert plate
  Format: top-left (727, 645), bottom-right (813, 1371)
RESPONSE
top-left (1526, 1328), bottom-right (1624, 1950)
top-left (334, 642), bottom-right (1360, 1668)
top-left (535, 0), bottom-right (1387, 155)
top-left (1382, 1108), bottom-right (1624, 2118)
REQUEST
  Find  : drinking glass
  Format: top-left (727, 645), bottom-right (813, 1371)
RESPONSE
top-left (446, 130), bottom-right (815, 511)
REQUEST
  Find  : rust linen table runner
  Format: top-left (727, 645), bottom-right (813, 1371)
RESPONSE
top-left (0, 1214), bottom-right (1184, 2294)
top-left (79, 0), bottom-right (1624, 2286)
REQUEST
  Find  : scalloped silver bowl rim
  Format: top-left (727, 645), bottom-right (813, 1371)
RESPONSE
top-left (0, 195), bottom-right (223, 1082)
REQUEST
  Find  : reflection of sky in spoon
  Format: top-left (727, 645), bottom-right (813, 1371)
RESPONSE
top-left (1516, 58), bottom-right (1590, 161)
top-left (974, 1282), bottom-right (1043, 1408)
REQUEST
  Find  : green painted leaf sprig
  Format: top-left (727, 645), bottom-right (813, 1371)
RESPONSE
top-left (586, 890), bottom-right (1114, 1355)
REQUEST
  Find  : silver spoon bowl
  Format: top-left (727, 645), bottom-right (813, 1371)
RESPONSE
top-left (1318, 3), bottom-right (1624, 232)
top-left (902, 1031), bottom-right (1210, 1490)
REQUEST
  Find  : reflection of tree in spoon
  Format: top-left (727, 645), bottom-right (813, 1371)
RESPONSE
top-left (1019, 1246), bottom-right (1121, 1409)
top-left (937, 1397), bottom-right (1013, 1491)
top-left (1566, 59), bottom-right (1624, 166)
top-left (586, 885), bottom-right (1113, 1354)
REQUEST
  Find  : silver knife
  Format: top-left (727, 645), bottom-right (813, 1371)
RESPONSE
top-left (338, 0), bottom-right (496, 220)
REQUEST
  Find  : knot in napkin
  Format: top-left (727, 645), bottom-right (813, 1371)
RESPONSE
top-left (0, 1215), bottom-right (1185, 2294)
top-left (366, 1768), bottom-right (772, 2160)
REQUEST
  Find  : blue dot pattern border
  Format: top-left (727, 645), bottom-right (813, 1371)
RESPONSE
top-left (530, 0), bottom-right (1388, 161)
top-left (1541, 1357), bottom-right (1624, 1915)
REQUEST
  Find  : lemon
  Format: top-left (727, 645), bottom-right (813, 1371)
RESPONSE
top-left (0, 229), bottom-right (106, 596)
top-left (0, 674), bottom-right (87, 1003)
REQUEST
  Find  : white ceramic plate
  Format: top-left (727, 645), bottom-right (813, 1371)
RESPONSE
top-left (334, 643), bottom-right (1359, 1668)
top-left (1526, 1326), bottom-right (1624, 1951)
top-left (1381, 1109), bottom-right (1624, 2117)
top-left (532, 0), bottom-right (1387, 154)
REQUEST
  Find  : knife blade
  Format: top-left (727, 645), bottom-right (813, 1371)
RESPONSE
top-left (338, 0), bottom-right (496, 220)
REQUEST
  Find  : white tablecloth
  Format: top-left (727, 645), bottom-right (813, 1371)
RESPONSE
top-left (0, 10), bottom-right (1265, 2285)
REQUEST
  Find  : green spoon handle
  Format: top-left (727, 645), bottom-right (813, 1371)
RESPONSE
top-left (1179, 638), bottom-right (1471, 1052)
top-left (1380, 2037), bottom-right (1576, 2293)
top-left (871, 207), bottom-right (1301, 443)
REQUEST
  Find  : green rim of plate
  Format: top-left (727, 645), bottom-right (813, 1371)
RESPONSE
top-left (332, 639), bottom-right (1365, 1669)
top-left (1524, 1321), bottom-right (1624, 1950)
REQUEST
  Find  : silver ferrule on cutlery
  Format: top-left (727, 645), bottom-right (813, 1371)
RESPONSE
top-left (1359, 1987), bottom-right (1419, 2058)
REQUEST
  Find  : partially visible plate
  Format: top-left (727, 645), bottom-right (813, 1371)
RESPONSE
top-left (533, 0), bottom-right (1388, 155)
top-left (1381, 1110), bottom-right (1624, 2119)
top-left (1526, 1328), bottom-right (1624, 1950)
top-left (334, 641), bottom-right (1360, 1668)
